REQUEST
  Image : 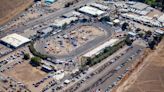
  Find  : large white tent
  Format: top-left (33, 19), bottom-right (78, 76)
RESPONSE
top-left (1, 33), bottom-right (31, 48)
top-left (79, 6), bottom-right (105, 16)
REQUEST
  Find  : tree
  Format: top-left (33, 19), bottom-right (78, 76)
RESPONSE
top-left (148, 40), bottom-right (156, 50)
top-left (145, 30), bottom-right (152, 37)
top-left (99, 16), bottom-right (110, 22)
top-left (121, 22), bottom-right (129, 31)
top-left (30, 57), bottom-right (41, 66)
top-left (62, 23), bottom-right (67, 29)
top-left (135, 28), bottom-right (141, 33)
top-left (125, 36), bottom-right (133, 46)
top-left (145, 0), bottom-right (156, 7)
top-left (138, 32), bottom-right (144, 38)
top-left (153, 35), bottom-right (162, 44)
top-left (23, 53), bottom-right (30, 60)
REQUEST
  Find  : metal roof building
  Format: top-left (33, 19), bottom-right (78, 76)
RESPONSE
top-left (52, 17), bottom-right (78, 27)
top-left (130, 2), bottom-right (149, 10)
top-left (83, 39), bottom-right (119, 58)
top-left (0, 33), bottom-right (31, 48)
top-left (79, 6), bottom-right (105, 16)
top-left (62, 11), bottom-right (82, 18)
top-left (90, 3), bottom-right (108, 10)
top-left (158, 14), bottom-right (164, 23)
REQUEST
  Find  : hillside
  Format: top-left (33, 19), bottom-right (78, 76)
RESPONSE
top-left (115, 39), bottom-right (164, 92)
top-left (0, 0), bottom-right (33, 25)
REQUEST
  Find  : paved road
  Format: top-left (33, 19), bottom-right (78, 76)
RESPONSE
top-left (91, 47), bottom-right (144, 92)
top-left (0, 0), bottom-right (96, 38)
top-left (72, 44), bottom-right (144, 92)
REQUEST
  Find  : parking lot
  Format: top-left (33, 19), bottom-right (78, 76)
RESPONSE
top-left (0, 44), bottom-right (12, 57)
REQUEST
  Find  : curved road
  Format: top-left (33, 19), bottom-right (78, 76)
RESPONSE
top-left (34, 22), bottom-right (114, 59)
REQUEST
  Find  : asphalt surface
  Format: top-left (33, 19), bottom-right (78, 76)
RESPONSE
top-left (0, 0), bottom-right (96, 38)
top-left (68, 44), bottom-right (144, 92)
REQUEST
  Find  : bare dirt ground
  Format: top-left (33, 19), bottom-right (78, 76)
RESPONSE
top-left (44, 25), bottom-right (105, 56)
top-left (3, 61), bottom-right (46, 84)
top-left (49, 0), bottom-right (82, 10)
top-left (0, 0), bottom-right (33, 25)
top-left (114, 39), bottom-right (164, 92)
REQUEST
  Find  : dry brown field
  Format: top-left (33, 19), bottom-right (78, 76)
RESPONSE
top-left (0, 0), bottom-right (33, 25)
top-left (115, 39), bottom-right (164, 92)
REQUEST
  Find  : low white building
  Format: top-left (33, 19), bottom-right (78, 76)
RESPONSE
top-left (52, 17), bottom-right (78, 27)
top-left (90, 3), bottom-right (109, 10)
top-left (0, 33), bottom-right (31, 48)
top-left (79, 6), bottom-right (105, 16)
top-left (121, 13), bottom-right (162, 27)
top-left (83, 39), bottom-right (119, 58)
top-left (62, 11), bottom-right (82, 18)
top-left (130, 2), bottom-right (149, 11)
top-left (158, 14), bottom-right (164, 23)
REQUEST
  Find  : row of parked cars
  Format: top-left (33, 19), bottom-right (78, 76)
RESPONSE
top-left (105, 48), bottom-right (142, 92)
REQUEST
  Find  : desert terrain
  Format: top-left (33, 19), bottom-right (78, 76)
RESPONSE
top-left (115, 39), bottom-right (164, 92)
top-left (0, 0), bottom-right (33, 25)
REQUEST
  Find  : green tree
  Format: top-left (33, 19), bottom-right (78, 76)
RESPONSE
top-left (23, 53), bottom-right (30, 60)
top-left (122, 22), bottom-right (129, 31)
top-left (145, 30), bottom-right (152, 37)
top-left (145, 0), bottom-right (156, 6)
top-left (125, 36), bottom-right (133, 46)
top-left (99, 16), bottom-right (110, 22)
top-left (30, 57), bottom-right (41, 66)
top-left (138, 32), bottom-right (144, 38)
top-left (135, 28), bottom-right (141, 33)
top-left (148, 40), bottom-right (156, 50)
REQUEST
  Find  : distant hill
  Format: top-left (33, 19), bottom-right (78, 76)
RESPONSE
top-left (0, 0), bottom-right (33, 25)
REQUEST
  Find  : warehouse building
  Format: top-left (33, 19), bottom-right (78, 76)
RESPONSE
top-left (52, 17), bottom-right (78, 28)
top-left (78, 6), bottom-right (105, 16)
top-left (158, 14), bottom-right (164, 26)
top-left (121, 13), bottom-right (162, 27)
top-left (0, 33), bottom-right (31, 49)
top-left (130, 2), bottom-right (149, 11)
top-left (90, 3), bottom-right (109, 11)
top-left (62, 11), bottom-right (82, 18)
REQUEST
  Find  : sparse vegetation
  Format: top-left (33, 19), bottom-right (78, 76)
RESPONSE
top-left (85, 40), bottom-right (125, 66)
top-left (23, 53), bottom-right (30, 60)
top-left (30, 57), bottom-right (41, 66)
top-left (125, 36), bottom-right (133, 46)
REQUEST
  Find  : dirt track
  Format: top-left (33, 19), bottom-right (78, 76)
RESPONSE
top-left (115, 39), bottom-right (164, 92)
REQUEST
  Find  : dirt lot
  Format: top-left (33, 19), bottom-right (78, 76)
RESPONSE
top-left (0, 0), bottom-right (33, 25)
top-left (44, 26), bottom-right (105, 56)
top-left (3, 61), bottom-right (46, 84)
top-left (49, 0), bottom-right (82, 10)
top-left (115, 39), bottom-right (164, 92)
